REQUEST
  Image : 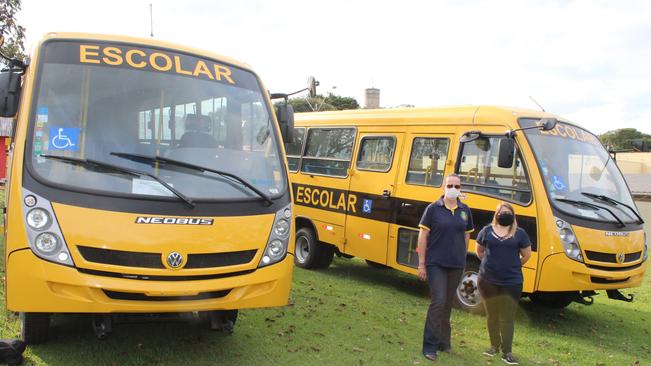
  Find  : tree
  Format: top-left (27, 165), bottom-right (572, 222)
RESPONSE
top-left (0, 0), bottom-right (26, 61)
top-left (323, 94), bottom-right (360, 110)
top-left (280, 93), bottom-right (360, 113)
top-left (599, 128), bottom-right (651, 151)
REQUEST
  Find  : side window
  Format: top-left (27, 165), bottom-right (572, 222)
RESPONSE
top-left (356, 136), bottom-right (396, 172)
top-left (284, 127), bottom-right (306, 172)
top-left (406, 137), bottom-right (450, 187)
top-left (301, 128), bottom-right (355, 177)
top-left (458, 136), bottom-right (531, 203)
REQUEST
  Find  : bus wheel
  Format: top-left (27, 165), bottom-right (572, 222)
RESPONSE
top-left (20, 312), bottom-right (51, 345)
top-left (294, 227), bottom-right (334, 269)
top-left (529, 292), bottom-right (574, 309)
top-left (366, 260), bottom-right (390, 269)
top-left (454, 259), bottom-right (485, 315)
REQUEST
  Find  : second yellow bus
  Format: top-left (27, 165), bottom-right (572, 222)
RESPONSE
top-left (285, 106), bottom-right (647, 312)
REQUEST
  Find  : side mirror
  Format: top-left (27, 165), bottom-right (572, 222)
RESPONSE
top-left (276, 103), bottom-right (294, 143)
top-left (0, 70), bottom-right (22, 117)
top-left (540, 118), bottom-right (557, 131)
top-left (497, 138), bottom-right (515, 168)
top-left (460, 130), bottom-right (482, 143)
top-left (307, 76), bottom-right (319, 98)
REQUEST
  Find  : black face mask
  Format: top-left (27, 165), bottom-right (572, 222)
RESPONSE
top-left (497, 213), bottom-right (515, 226)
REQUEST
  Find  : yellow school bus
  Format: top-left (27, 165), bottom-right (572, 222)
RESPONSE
top-left (0, 33), bottom-right (296, 343)
top-left (285, 106), bottom-right (647, 312)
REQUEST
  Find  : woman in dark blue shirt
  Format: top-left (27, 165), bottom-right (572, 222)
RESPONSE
top-left (476, 202), bottom-right (531, 365)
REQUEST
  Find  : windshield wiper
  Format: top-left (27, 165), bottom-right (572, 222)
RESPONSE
top-left (554, 197), bottom-right (625, 228)
top-left (110, 152), bottom-right (273, 206)
top-left (581, 192), bottom-right (644, 224)
top-left (40, 154), bottom-right (195, 208)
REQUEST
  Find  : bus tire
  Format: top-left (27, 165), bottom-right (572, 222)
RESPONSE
top-left (294, 228), bottom-right (334, 269)
top-left (365, 260), bottom-right (390, 269)
top-left (529, 292), bottom-right (574, 309)
top-left (454, 258), bottom-right (485, 315)
top-left (20, 312), bottom-right (51, 345)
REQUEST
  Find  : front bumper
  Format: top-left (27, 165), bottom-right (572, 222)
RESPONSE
top-left (7, 249), bottom-right (293, 313)
top-left (537, 253), bottom-right (647, 292)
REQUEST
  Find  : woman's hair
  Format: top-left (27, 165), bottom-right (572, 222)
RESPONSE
top-left (491, 201), bottom-right (518, 237)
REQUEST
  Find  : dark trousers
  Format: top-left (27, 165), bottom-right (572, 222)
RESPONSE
top-left (422, 264), bottom-right (463, 355)
top-left (477, 276), bottom-right (522, 354)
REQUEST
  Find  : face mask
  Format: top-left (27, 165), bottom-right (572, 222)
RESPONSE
top-left (497, 212), bottom-right (515, 226)
top-left (444, 188), bottom-right (460, 200)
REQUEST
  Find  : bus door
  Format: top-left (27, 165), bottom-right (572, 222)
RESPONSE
top-left (344, 132), bottom-right (404, 264)
top-left (455, 129), bottom-right (538, 292)
top-left (390, 132), bottom-right (456, 271)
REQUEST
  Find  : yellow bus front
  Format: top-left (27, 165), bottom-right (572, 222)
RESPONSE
top-left (517, 118), bottom-right (647, 305)
top-left (4, 34), bottom-right (294, 341)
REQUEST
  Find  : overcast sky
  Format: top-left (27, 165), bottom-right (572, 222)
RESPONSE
top-left (18, 0), bottom-right (651, 134)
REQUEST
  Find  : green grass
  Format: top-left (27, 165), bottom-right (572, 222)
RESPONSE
top-left (1, 188), bottom-right (649, 365)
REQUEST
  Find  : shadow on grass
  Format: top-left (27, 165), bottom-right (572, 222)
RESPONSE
top-left (28, 315), bottom-right (247, 365)
top-left (310, 257), bottom-right (430, 298)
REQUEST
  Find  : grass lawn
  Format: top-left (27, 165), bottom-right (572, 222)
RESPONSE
top-left (1, 189), bottom-right (649, 365)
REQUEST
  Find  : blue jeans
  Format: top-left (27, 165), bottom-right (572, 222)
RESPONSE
top-left (422, 263), bottom-right (463, 355)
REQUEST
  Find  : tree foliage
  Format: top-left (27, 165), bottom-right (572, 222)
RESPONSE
top-left (599, 128), bottom-right (651, 151)
top-left (0, 0), bottom-right (26, 61)
top-left (281, 93), bottom-right (360, 113)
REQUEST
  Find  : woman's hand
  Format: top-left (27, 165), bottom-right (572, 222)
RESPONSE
top-left (418, 264), bottom-right (427, 281)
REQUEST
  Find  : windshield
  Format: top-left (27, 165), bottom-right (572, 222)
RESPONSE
top-left (28, 41), bottom-right (285, 201)
top-left (521, 118), bottom-right (639, 223)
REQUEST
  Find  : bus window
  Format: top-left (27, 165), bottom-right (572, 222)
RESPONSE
top-left (285, 127), bottom-right (305, 172)
top-left (301, 128), bottom-right (355, 177)
top-left (406, 137), bottom-right (450, 187)
top-left (458, 136), bottom-right (532, 203)
top-left (356, 136), bottom-right (396, 172)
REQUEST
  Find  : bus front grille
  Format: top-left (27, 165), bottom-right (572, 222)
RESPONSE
top-left (103, 289), bottom-right (231, 301)
top-left (78, 246), bottom-right (257, 269)
top-left (584, 250), bottom-right (642, 263)
top-left (78, 246), bottom-right (164, 269)
top-left (185, 250), bottom-right (257, 268)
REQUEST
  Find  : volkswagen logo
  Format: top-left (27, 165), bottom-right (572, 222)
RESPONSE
top-left (616, 252), bottom-right (626, 264)
top-left (167, 252), bottom-right (184, 268)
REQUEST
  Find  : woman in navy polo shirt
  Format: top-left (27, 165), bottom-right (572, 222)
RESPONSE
top-left (476, 202), bottom-right (532, 365)
top-left (417, 174), bottom-right (474, 362)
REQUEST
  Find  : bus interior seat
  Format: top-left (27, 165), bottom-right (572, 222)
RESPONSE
top-left (179, 114), bottom-right (218, 148)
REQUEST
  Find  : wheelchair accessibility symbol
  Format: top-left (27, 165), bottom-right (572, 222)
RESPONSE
top-left (551, 175), bottom-right (567, 191)
top-left (362, 199), bottom-right (373, 213)
top-left (50, 127), bottom-right (80, 151)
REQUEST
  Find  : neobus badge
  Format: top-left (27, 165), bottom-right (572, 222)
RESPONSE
top-left (135, 217), bottom-right (214, 225)
top-left (605, 231), bottom-right (629, 237)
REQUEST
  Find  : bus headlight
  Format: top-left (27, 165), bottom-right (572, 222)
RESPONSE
top-left (554, 217), bottom-right (583, 263)
top-left (22, 189), bottom-right (75, 267)
top-left (274, 219), bottom-right (290, 237)
top-left (644, 233), bottom-right (648, 261)
top-left (259, 204), bottom-right (292, 267)
top-left (27, 208), bottom-right (51, 231)
top-left (34, 232), bottom-right (61, 254)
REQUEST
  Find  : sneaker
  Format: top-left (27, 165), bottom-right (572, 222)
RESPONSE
top-left (438, 345), bottom-right (452, 354)
top-left (501, 352), bottom-right (519, 365)
top-left (423, 353), bottom-right (437, 362)
top-left (483, 346), bottom-right (499, 357)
